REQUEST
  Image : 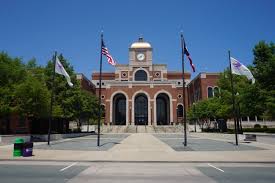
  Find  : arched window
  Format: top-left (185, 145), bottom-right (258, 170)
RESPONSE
top-left (156, 93), bottom-right (170, 125)
top-left (177, 105), bottom-right (183, 117)
top-left (113, 94), bottom-right (126, 125)
top-left (100, 105), bottom-right (105, 118)
top-left (135, 70), bottom-right (147, 81)
top-left (214, 87), bottom-right (219, 97)
top-left (208, 87), bottom-right (213, 98)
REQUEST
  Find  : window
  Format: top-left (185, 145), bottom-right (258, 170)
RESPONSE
top-left (177, 105), bottom-right (183, 117)
top-left (214, 87), bottom-right (219, 97)
top-left (208, 87), bottom-right (213, 98)
top-left (135, 70), bottom-right (147, 81)
top-left (154, 72), bottom-right (160, 77)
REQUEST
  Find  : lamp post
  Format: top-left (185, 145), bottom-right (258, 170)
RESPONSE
top-left (236, 92), bottom-right (243, 134)
top-left (193, 103), bottom-right (197, 132)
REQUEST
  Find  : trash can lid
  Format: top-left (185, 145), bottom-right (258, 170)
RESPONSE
top-left (14, 138), bottom-right (24, 143)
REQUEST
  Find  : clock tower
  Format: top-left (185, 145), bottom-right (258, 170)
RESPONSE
top-left (129, 37), bottom-right (152, 66)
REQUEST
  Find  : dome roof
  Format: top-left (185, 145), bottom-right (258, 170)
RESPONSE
top-left (130, 37), bottom-right (151, 48)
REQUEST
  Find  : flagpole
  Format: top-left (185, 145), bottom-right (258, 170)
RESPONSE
top-left (97, 32), bottom-right (103, 147)
top-left (48, 51), bottom-right (57, 145)
top-left (181, 32), bottom-right (187, 146)
top-left (228, 50), bottom-right (238, 146)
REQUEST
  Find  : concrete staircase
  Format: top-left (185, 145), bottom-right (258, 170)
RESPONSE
top-left (100, 125), bottom-right (185, 133)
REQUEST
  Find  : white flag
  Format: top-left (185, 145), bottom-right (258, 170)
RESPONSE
top-left (55, 56), bottom-right (73, 87)
top-left (230, 57), bottom-right (255, 84)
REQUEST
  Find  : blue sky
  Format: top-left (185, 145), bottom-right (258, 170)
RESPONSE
top-left (0, 0), bottom-right (274, 78)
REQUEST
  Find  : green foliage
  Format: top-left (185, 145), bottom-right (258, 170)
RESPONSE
top-left (0, 52), bottom-right (98, 126)
top-left (253, 41), bottom-right (275, 90)
top-left (0, 52), bottom-right (27, 116)
top-left (187, 97), bottom-right (230, 121)
top-left (254, 124), bottom-right (261, 128)
top-left (188, 41), bottom-right (275, 121)
top-left (14, 75), bottom-right (50, 118)
top-left (252, 41), bottom-right (275, 119)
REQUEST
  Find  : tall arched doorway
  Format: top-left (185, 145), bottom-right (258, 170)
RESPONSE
top-left (156, 93), bottom-right (170, 125)
top-left (113, 94), bottom-right (126, 125)
top-left (135, 94), bottom-right (148, 125)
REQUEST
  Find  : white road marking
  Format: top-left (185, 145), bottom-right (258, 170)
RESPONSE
top-left (60, 162), bottom-right (78, 172)
top-left (207, 163), bottom-right (225, 172)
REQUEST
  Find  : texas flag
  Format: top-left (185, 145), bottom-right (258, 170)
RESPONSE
top-left (55, 56), bottom-right (73, 87)
top-left (184, 41), bottom-right (195, 72)
top-left (230, 57), bottom-right (255, 84)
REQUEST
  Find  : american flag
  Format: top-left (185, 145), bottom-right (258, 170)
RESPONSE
top-left (102, 40), bottom-right (116, 66)
top-left (184, 41), bottom-right (195, 72)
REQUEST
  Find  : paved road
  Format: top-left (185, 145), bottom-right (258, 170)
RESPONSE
top-left (0, 161), bottom-right (275, 183)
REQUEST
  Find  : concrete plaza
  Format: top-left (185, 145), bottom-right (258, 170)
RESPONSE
top-left (1, 133), bottom-right (275, 183)
top-left (0, 132), bottom-right (275, 162)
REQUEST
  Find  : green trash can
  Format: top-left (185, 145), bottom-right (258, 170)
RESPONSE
top-left (13, 138), bottom-right (24, 157)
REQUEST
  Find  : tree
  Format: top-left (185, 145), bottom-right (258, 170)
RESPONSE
top-left (44, 54), bottom-right (78, 119)
top-left (72, 89), bottom-right (99, 129)
top-left (14, 75), bottom-right (50, 119)
top-left (252, 41), bottom-right (275, 119)
top-left (0, 52), bottom-right (27, 117)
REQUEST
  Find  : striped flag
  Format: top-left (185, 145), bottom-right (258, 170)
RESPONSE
top-left (102, 40), bottom-right (116, 66)
top-left (184, 41), bottom-right (195, 72)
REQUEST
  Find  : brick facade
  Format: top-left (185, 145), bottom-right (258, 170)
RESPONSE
top-left (91, 37), bottom-right (196, 126)
top-left (187, 73), bottom-right (220, 106)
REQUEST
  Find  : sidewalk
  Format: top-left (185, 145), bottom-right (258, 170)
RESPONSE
top-left (0, 133), bottom-right (275, 163)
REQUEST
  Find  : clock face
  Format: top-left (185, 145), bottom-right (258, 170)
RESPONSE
top-left (136, 53), bottom-right (145, 61)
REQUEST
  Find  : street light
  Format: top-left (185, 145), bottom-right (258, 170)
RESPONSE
top-left (193, 103), bottom-right (197, 132)
top-left (236, 92), bottom-right (243, 134)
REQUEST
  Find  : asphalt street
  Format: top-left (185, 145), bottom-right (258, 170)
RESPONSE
top-left (0, 161), bottom-right (274, 183)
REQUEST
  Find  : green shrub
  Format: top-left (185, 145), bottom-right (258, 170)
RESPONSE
top-left (254, 124), bottom-right (261, 128)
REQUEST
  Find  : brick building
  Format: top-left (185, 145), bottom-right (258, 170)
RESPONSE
top-left (187, 73), bottom-right (220, 107)
top-left (92, 37), bottom-right (194, 126)
top-left (76, 73), bottom-right (96, 94)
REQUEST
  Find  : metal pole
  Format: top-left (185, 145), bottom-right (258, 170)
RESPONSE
top-left (228, 50), bottom-right (238, 146)
top-left (47, 51), bottom-right (57, 145)
top-left (181, 33), bottom-right (187, 146)
top-left (237, 101), bottom-right (243, 134)
top-left (97, 33), bottom-right (103, 147)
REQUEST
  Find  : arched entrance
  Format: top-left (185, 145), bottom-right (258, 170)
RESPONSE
top-left (134, 94), bottom-right (148, 125)
top-left (113, 94), bottom-right (126, 125)
top-left (156, 93), bottom-right (170, 125)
